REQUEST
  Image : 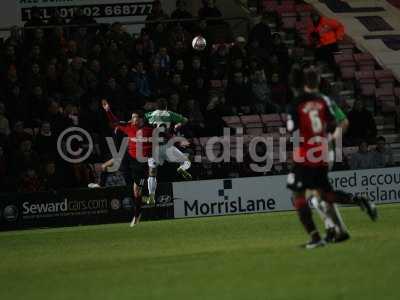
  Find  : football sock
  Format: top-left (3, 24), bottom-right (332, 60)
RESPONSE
top-left (134, 196), bottom-right (142, 218)
top-left (310, 196), bottom-right (341, 234)
top-left (148, 176), bottom-right (157, 196)
top-left (297, 206), bottom-right (321, 241)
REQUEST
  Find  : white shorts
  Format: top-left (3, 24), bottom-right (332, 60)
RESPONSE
top-left (148, 144), bottom-right (188, 168)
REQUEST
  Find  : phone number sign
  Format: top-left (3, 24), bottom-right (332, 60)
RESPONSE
top-left (20, 1), bottom-right (154, 21)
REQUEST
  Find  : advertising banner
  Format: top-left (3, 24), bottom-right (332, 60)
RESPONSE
top-left (0, 183), bottom-right (173, 231)
top-left (173, 177), bottom-right (293, 219)
top-left (173, 167), bottom-right (400, 219)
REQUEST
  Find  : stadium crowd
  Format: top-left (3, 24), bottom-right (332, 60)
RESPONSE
top-left (0, 0), bottom-right (393, 193)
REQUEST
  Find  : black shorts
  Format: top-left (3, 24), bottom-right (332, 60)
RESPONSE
top-left (129, 157), bottom-right (148, 186)
top-left (287, 164), bottom-right (332, 192)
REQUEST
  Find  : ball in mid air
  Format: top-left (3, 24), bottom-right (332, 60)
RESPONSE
top-left (192, 36), bottom-right (207, 51)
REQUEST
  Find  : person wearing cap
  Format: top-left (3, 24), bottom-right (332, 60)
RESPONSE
top-left (307, 12), bottom-right (344, 64)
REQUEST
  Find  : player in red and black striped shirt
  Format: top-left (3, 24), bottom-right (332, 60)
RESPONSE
top-left (102, 99), bottom-right (153, 227)
top-left (287, 69), bottom-right (377, 249)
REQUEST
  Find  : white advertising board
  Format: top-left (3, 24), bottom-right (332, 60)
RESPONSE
top-left (173, 167), bottom-right (400, 218)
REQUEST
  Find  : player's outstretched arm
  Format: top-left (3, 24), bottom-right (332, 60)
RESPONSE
top-left (101, 99), bottom-right (124, 130)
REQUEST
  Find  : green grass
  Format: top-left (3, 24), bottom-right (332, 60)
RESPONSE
top-left (1, 205), bottom-right (400, 300)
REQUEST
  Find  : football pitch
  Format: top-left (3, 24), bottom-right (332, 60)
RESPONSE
top-left (1, 205), bottom-right (399, 300)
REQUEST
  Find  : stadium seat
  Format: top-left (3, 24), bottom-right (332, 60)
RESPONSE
top-left (263, 0), bottom-right (279, 12)
top-left (295, 3), bottom-right (313, 17)
top-left (339, 62), bottom-right (357, 80)
top-left (354, 53), bottom-right (376, 71)
top-left (355, 70), bottom-right (375, 81)
top-left (395, 87), bottom-right (400, 99)
top-left (281, 13), bottom-right (297, 29)
top-left (240, 115), bottom-right (264, 135)
top-left (355, 71), bottom-right (376, 96)
top-left (375, 86), bottom-right (394, 98)
top-left (261, 114), bottom-right (286, 126)
top-left (377, 95), bottom-right (396, 113)
top-left (222, 116), bottom-right (243, 128)
top-left (334, 53), bottom-right (354, 65)
top-left (246, 127), bottom-right (264, 135)
top-left (375, 70), bottom-right (395, 89)
top-left (337, 42), bottom-right (355, 55)
top-left (383, 133), bottom-right (400, 144)
top-left (354, 53), bottom-right (375, 65)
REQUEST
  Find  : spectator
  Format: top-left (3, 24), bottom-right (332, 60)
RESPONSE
top-left (308, 12), bottom-right (344, 64)
top-left (198, 0), bottom-right (223, 19)
top-left (129, 61), bottom-right (151, 98)
top-left (230, 36), bottom-right (247, 61)
top-left (41, 160), bottom-right (65, 191)
top-left (171, 0), bottom-right (193, 20)
top-left (168, 92), bottom-right (182, 113)
top-left (349, 140), bottom-right (374, 170)
top-left (371, 136), bottom-right (394, 168)
top-left (169, 73), bottom-right (187, 95)
top-left (346, 100), bottom-right (377, 145)
top-left (148, 58), bottom-right (168, 95)
top-left (250, 69), bottom-right (273, 114)
top-left (190, 56), bottom-right (207, 83)
top-left (203, 93), bottom-right (227, 136)
top-left (0, 145), bottom-right (8, 189)
top-left (18, 168), bottom-right (42, 193)
top-left (8, 121), bottom-right (32, 149)
top-left (27, 85), bottom-right (47, 126)
top-left (45, 63), bottom-right (62, 97)
top-left (248, 40), bottom-right (269, 65)
top-left (35, 122), bottom-right (57, 159)
top-left (270, 33), bottom-right (290, 76)
top-left (269, 72), bottom-right (289, 111)
top-left (62, 57), bottom-right (89, 99)
top-left (131, 40), bottom-right (151, 63)
top-left (249, 13), bottom-right (272, 50)
top-left (25, 62), bottom-right (45, 92)
top-left (14, 139), bottom-right (40, 175)
top-left (0, 45), bottom-right (18, 78)
top-left (171, 0), bottom-right (193, 31)
top-left (151, 24), bottom-right (170, 50)
top-left (181, 98), bottom-right (205, 136)
top-left (226, 71), bottom-right (255, 114)
top-left (169, 24), bottom-right (191, 51)
top-left (45, 101), bottom-right (72, 135)
top-left (0, 102), bottom-right (11, 136)
top-left (190, 76), bottom-right (209, 112)
top-left (154, 46), bottom-right (171, 74)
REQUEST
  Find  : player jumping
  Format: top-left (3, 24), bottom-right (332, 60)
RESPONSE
top-left (102, 99), bottom-right (153, 227)
top-left (143, 98), bottom-right (192, 206)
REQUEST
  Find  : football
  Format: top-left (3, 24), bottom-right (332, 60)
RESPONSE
top-left (192, 35), bottom-right (207, 51)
